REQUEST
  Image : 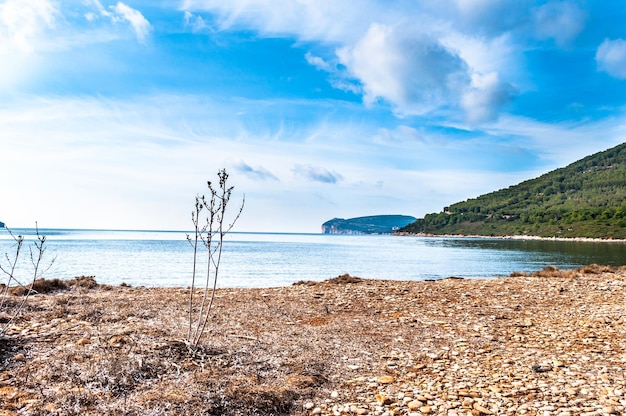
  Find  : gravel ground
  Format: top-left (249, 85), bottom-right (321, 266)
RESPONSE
top-left (1, 264), bottom-right (625, 415)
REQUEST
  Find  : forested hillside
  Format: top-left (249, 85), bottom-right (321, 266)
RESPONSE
top-left (400, 142), bottom-right (626, 238)
top-left (322, 215), bottom-right (416, 234)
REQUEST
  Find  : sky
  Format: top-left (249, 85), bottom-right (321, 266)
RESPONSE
top-left (2, 1), bottom-right (626, 233)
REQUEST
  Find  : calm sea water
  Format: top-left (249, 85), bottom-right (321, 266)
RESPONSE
top-left (1, 228), bottom-right (625, 288)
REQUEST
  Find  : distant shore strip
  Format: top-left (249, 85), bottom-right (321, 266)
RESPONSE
top-left (394, 232), bottom-right (626, 243)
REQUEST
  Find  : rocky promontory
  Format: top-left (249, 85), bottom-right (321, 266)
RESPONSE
top-left (322, 215), bottom-right (417, 234)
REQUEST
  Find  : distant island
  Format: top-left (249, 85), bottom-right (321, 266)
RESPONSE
top-left (399, 142), bottom-right (626, 239)
top-left (322, 215), bottom-right (417, 234)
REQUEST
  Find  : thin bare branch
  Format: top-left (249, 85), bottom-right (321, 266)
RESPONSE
top-left (187, 169), bottom-right (244, 348)
top-left (1, 223), bottom-right (54, 336)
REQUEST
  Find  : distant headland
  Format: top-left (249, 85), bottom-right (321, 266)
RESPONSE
top-left (321, 215), bottom-right (417, 234)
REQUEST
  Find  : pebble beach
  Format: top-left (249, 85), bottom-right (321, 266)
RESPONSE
top-left (1, 265), bottom-right (625, 415)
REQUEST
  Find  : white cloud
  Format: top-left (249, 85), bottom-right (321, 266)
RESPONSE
top-left (182, 0), bottom-right (528, 121)
top-left (0, 0), bottom-right (58, 53)
top-left (305, 52), bottom-right (332, 72)
top-left (180, 0), bottom-right (378, 43)
top-left (452, 0), bottom-right (530, 34)
top-left (485, 113), bottom-right (626, 170)
top-left (461, 72), bottom-right (515, 123)
top-left (329, 79), bottom-right (361, 95)
top-left (374, 125), bottom-right (431, 147)
top-left (86, 0), bottom-right (112, 19)
top-left (0, 0), bottom-right (59, 92)
top-left (112, 2), bottom-right (151, 43)
top-left (441, 31), bottom-right (515, 79)
top-left (184, 11), bottom-right (208, 32)
top-left (337, 23), bottom-right (469, 115)
top-left (596, 38), bottom-right (626, 79)
top-left (0, 0), bottom-right (153, 93)
top-left (292, 164), bottom-right (343, 184)
top-left (533, 0), bottom-right (586, 46)
top-left (233, 161), bottom-right (278, 181)
top-left (83, 0), bottom-right (151, 43)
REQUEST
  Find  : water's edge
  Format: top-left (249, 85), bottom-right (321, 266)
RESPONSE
top-left (1, 229), bottom-right (625, 288)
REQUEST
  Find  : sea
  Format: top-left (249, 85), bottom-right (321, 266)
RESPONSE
top-left (1, 228), bottom-right (625, 288)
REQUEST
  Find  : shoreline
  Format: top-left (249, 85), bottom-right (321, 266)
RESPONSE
top-left (395, 231), bottom-right (626, 243)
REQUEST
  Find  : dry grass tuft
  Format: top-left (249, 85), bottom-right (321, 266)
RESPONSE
top-left (68, 275), bottom-right (99, 289)
top-left (529, 265), bottom-right (577, 279)
top-left (576, 263), bottom-right (615, 274)
top-left (8, 278), bottom-right (68, 296)
top-left (512, 263), bottom-right (624, 279)
top-left (292, 280), bottom-right (317, 286)
top-left (7, 276), bottom-right (100, 297)
top-left (325, 273), bottom-right (363, 284)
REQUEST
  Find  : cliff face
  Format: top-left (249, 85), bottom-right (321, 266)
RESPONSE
top-left (321, 215), bottom-right (417, 234)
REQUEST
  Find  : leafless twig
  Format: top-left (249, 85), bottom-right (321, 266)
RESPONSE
top-left (186, 169), bottom-right (244, 348)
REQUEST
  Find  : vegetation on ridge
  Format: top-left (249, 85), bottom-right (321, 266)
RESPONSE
top-left (400, 142), bottom-right (626, 239)
top-left (322, 215), bottom-right (417, 234)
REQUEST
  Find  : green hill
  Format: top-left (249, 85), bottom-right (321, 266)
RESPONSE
top-left (400, 142), bottom-right (626, 239)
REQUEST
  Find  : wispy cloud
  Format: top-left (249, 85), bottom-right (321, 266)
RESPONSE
top-left (596, 38), bottom-right (626, 79)
top-left (112, 2), bottom-right (152, 43)
top-left (305, 52), bottom-right (332, 72)
top-left (234, 161), bottom-right (279, 181)
top-left (2, 91), bottom-right (625, 231)
top-left (532, 0), bottom-right (586, 46)
top-left (183, 11), bottom-right (208, 32)
top-left (292, 164), bottom-right (343, 184)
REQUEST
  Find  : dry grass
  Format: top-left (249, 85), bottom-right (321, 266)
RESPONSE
top-left (1, 266), bottom-right (626, 415)
top-left (5, 276), bottom-right (100, 296)
top-left (509, 263), bottom-right (625, 279)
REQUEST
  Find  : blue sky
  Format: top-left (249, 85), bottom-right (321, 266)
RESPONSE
top-left (2, 0), bottom-right (626, 232)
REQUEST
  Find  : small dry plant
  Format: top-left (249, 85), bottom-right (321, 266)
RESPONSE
top-left (186, 169), bottom-right (244, 348)
top-left (0, 223), bottom-right (55, 336)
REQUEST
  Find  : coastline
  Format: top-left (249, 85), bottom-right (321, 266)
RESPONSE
top-left (395, 231), bottom-right (626, 243)
top-left (2, 265), bottom-right (626, 415)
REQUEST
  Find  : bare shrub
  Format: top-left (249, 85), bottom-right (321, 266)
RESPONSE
top-left (187, 169), bottom-right (244, 348)
top-left (0, 224), bottom-right (54, 336)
